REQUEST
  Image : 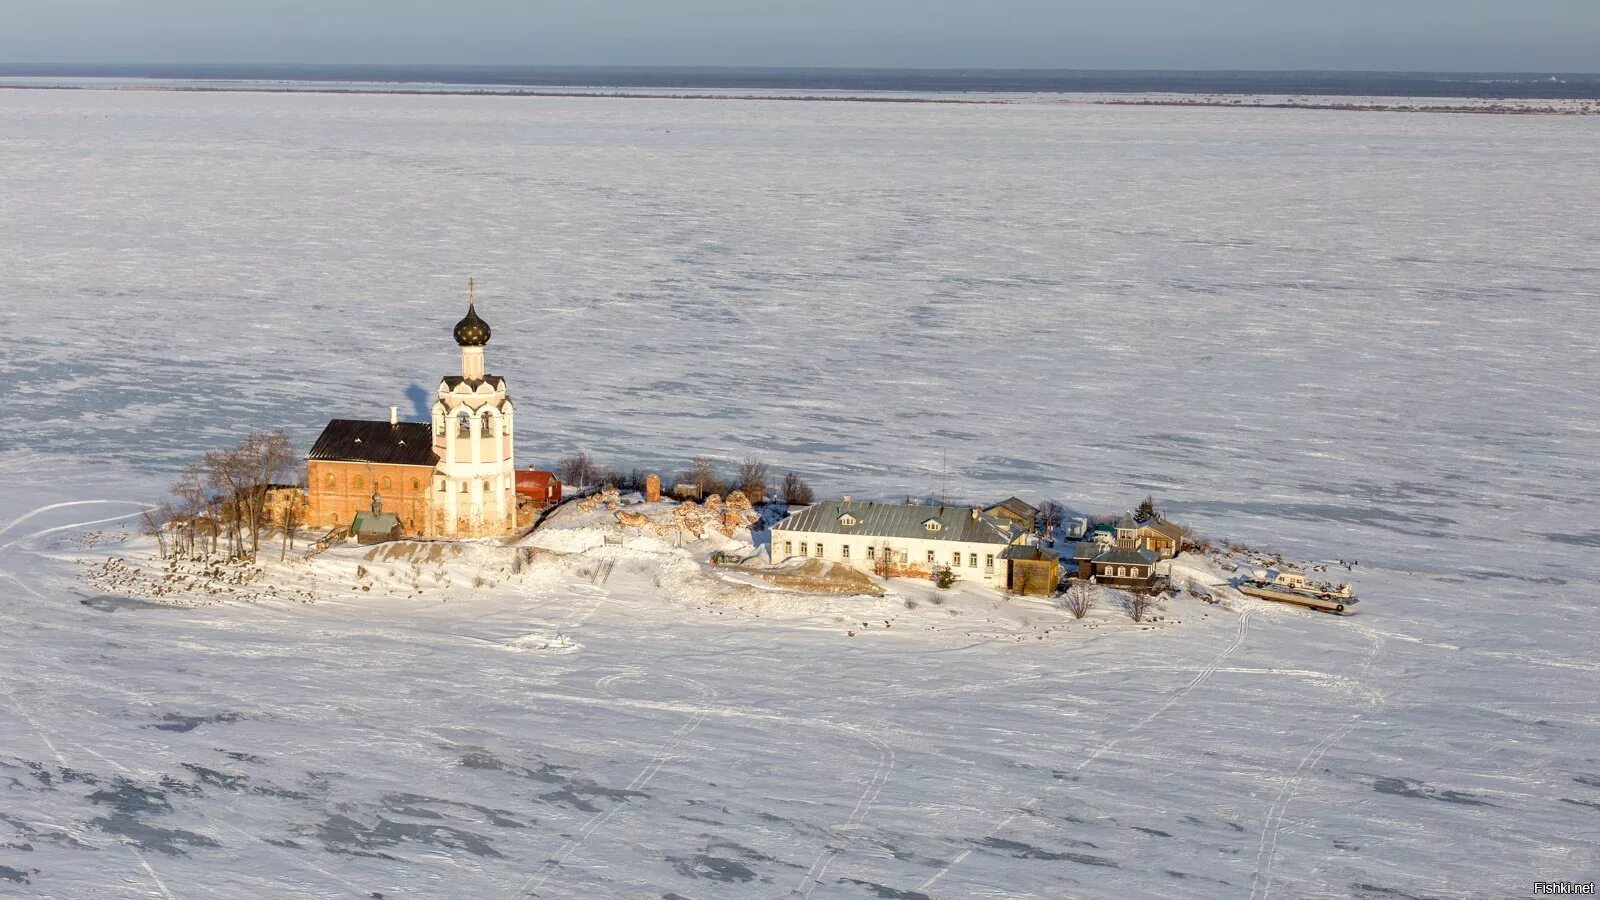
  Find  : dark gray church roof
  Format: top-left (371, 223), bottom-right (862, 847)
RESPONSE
top-left (308, 420), bottom-right (438, 467)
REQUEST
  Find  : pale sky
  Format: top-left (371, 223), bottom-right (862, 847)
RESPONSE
top-left (2, 0), bottom-right (1596, 71)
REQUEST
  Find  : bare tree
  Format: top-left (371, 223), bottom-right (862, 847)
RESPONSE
top-left (1038, 501), bottom-right (1065, 538)
top-left (1125, 591), bottom-right (1156, 623)
top-left (871, 541), bottom-right (896, 579)
top-left (1060, 581), bottom-right (1095, 619)
top-left (238, 429), bottom-right (296, 558)
top-left (202, 447), bottom-right (249, 558)
top-left (555, 452), bottom-right (597, 492)
top-left (736, 457), bottom-right (769, 502)
top-left (140, 504), bottom-right (171, 559)
top-left (170, 463), bottom-right (208, 558)
top-left (683, 456), bottom-right (724, 498)
top-left (781, 472), bottom-right (814, 506)
top-left (280, 490), bottom-right (304, 562)
top-left (192, 430), bottom-right (296, 562)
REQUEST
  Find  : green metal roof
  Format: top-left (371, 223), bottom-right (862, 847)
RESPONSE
top-left (772, 500), bottom-right (1021, 546)
top-left (351, 511), bottom-right (401, 534)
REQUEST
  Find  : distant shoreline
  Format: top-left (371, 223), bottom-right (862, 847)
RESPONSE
top-left (4, 64), bottom-right (1599, 100)
top-left (1096, 96), bottom-right (1600, 115)
top-left (5, 81), bottom-right (1599, 114)
top-left (0, 83), bottom-right (994, 104)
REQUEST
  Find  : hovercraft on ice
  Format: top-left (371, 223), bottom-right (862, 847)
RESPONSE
top-left (1237, 568), bottom-right (1359, 614)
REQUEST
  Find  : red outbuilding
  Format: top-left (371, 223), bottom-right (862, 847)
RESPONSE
top-left (516, 470), bottom-right (563, 506)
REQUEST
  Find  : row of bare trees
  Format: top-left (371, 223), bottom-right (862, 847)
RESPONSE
top-left (553, 452), bottom-right (813, 505)
top-left (142, 430), bottom-right (298, 562)
top-left (1058, 581), bottom-right (1159, 622)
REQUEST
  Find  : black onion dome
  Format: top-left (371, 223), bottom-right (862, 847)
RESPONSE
top-left (454, 302), bottom-right (491, 346)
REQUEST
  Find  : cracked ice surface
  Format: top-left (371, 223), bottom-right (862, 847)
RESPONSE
top-left (1, 89), bottom-right (1598, 898)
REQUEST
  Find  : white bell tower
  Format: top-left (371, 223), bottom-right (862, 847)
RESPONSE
top-left (430, 278), bottom-right (517, 538)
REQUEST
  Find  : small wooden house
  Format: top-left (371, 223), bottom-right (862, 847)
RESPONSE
top-left (983, 497), bottom-right (1040, 533)
top-left (1001, 544), bottom-right (1061, 596)
top-left (1133, 518), bottom-right (1185, 558)
top-left (515, 470), bottom-right (563, 507)
top-left (1070, 541), bottom-right (1103, 579)
top-left (1091, 545), bottom-right (1160, 588)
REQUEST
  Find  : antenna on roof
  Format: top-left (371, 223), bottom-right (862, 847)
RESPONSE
top-left (940, 449), bottom-right (949, 506)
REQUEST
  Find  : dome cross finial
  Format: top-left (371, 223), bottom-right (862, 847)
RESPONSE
top-left (453, 277), bottom-right (491, 347)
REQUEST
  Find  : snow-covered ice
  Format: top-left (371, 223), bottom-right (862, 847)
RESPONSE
top-left (1, 89), bottom-right (1598, 898)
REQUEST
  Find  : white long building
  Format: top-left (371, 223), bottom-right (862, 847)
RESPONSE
top-left (770, 499), bottom-right (1028, 586)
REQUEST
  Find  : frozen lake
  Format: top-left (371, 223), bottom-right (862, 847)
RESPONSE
top-left (1, 90), bottom-right (1598, 898)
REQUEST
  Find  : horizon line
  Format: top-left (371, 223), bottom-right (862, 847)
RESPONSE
top-left (3, 62), bottom-right (1597, 77)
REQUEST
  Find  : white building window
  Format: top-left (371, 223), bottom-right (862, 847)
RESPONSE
top-left (953, 551), bottom-right (961, 566)
top-left (784, 541), bottom-right (793, 556)
top-left (800, 542), bottom-right (808, 556)
top-left (898, 550), bottom-right (908, 564)
top-left (969, 553), bottom-right (978, 568)
top-left (813, 544), bottom-right (823, 558)
top-left (985, 554), bottom-right (994, 571)
top-left (927, 550), bottom-right (935, 564)
top-left (842, 545), bottom-right (851, 559)
top-left (866, 546), bottom-right (876, 560)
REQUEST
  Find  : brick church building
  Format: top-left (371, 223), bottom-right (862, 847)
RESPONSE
top-left (305, 284), bottom-right (518, 539)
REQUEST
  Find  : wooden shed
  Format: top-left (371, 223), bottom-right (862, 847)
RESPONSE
top-left (1002, 545), bottom-right (1061, 597)
top-left (515, 470), bottom-right (563, 507)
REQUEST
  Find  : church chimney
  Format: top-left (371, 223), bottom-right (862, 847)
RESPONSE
top-left (390, 406), bottom-right (399, 426)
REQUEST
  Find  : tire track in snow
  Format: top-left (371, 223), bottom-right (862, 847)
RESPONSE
top-left (0, 503), bottom-right (373, 899)
top-left (0, 499), bottom-right (152, 542)
top-left (1250, 619), bottom-right (1387, 900)
top-left (1248, 717), bottom-right (1363, 900)
top-left (513, 669), bottom-right (719, 898)
top-left (794, 726), bottom-right (897, 898)
top-left (916, 609), bottom-right (1255, 894)
top-left (0, 504), bottom-right (155, 554)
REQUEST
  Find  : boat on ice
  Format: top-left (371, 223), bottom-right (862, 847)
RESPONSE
top-left (1238, 568), bottom-right (1359, 614)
